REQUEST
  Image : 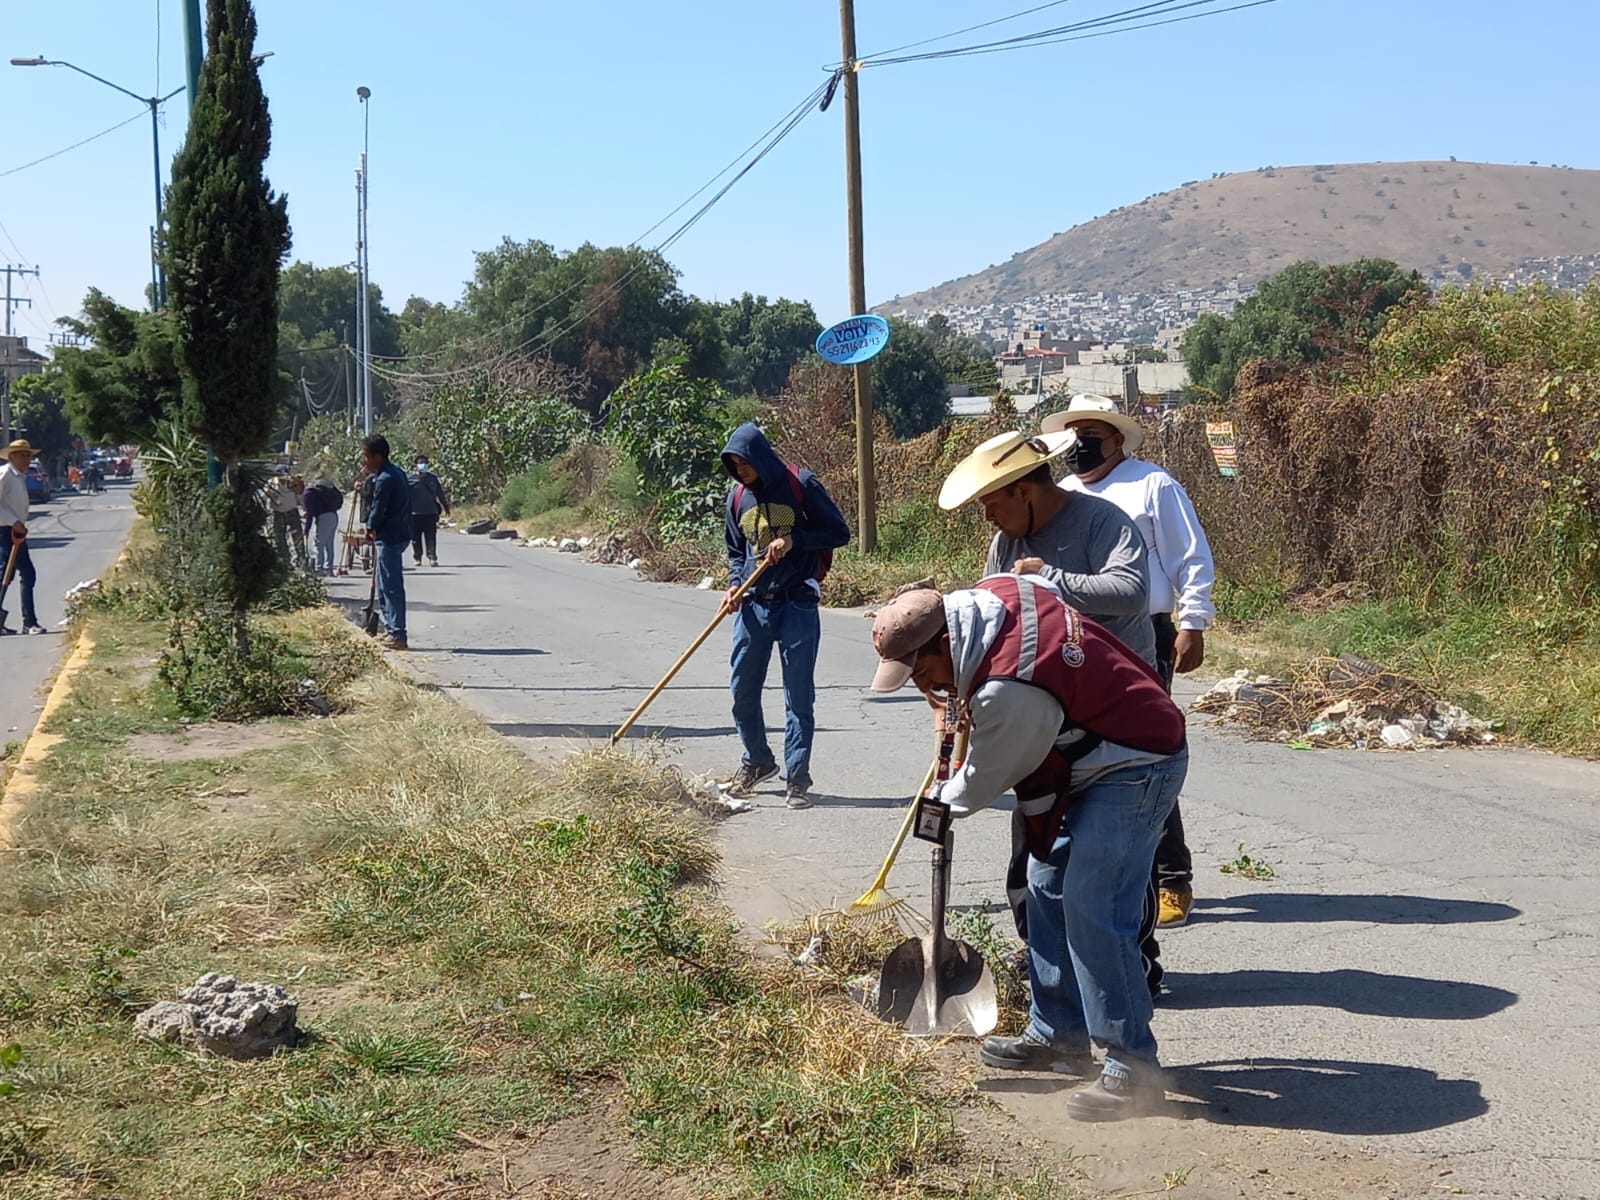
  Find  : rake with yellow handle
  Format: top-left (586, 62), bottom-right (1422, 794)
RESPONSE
top-left (840, 713), bottom-right (971, 929)
top-left (610, 556), bottom-right (773, 745)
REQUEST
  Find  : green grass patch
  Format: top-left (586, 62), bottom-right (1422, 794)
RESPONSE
top-left (0, 587), bottom-right (1028, 1199)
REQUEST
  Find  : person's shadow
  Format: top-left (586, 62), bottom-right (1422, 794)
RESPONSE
top-left (1159, 967), bottom-right (1516, 1020)
top-left (1168, 1057), bottom-right (1488, 1134)
top-left (1196, 893), bottom-right (1520, 925)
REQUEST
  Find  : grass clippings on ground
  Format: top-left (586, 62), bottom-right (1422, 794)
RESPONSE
top-left (0, 588), bottom-right (1059, 1200)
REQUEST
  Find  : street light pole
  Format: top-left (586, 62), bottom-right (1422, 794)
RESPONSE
top-left (9, 57), bottom-right (181, 310)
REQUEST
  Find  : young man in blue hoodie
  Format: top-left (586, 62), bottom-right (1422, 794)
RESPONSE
top-left (719, 423), bottom-right (851, 808)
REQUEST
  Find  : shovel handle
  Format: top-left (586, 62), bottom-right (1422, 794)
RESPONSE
top-left (610, 556), bottom-right (773, 745)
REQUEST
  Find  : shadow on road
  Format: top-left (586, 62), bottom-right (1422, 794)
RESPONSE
top-left (490, 721), bottom-right (740, 741)
top-left (436, 647), bottom-right (548, 656)
top-left (1171, 1057), bottom-right (1488, 1134)
top-left (1195, 892), bottom-right (1521, 924)
top-left (408, 602), bottom-right (496, 613)
top-left (1160, 968), bottom-right (1516, 1019)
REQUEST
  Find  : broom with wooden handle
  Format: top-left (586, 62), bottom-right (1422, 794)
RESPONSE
top-left (610, 557), bottom-right (773, 745)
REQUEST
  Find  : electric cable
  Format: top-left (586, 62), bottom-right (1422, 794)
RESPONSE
top-left (0, 111), bottom-right (149, 179)
top-left (853, 0), bottom-right (1081, 61)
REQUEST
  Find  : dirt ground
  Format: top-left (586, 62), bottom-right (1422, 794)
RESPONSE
top-left (124, 721), bottom-right (307, 761)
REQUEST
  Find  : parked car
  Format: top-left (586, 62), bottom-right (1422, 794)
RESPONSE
top-left (25, 463), bottom-right (50, 503)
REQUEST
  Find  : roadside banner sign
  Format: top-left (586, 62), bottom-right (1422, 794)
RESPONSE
top-left (1206, 421), bottom-right (1239, 477)
top-left (816, 314), bottom-right (891, 365)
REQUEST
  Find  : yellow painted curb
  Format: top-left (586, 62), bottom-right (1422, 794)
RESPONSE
top-left (0, 632), bottom-right (96, 849)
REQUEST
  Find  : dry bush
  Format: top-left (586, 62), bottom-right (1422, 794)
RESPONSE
top-left (1146, 356), bottom-right (1600, 607)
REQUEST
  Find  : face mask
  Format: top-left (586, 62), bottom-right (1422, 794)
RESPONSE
top-left (1065, 434), bottom-right (1106, 476)
top-left (416, 463), bottom-right (430, 474)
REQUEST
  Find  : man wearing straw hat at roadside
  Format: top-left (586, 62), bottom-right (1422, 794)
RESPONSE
top-left (0, 439), bottom-right (47, 636)
top-left (938, 429), bottom-right (1168, 999)
top-left (1042, 395), bottom-right (1216, 930)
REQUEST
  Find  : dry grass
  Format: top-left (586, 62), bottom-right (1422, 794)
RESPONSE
top-left (0, 592), bottom-right (1065, 1200)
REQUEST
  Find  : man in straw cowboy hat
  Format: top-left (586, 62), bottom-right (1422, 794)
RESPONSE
top-left (869, 578), bottom-right (1188, 1120)
top-left (939, 428), bottom-right (1169, 996)
top-left (1042, 395), bottom-right (1216, 930)
top-left (0, 439), bottom-right (47, 635)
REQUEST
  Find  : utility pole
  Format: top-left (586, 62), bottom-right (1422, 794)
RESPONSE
top-left (837, 0), bottom-right (876, 553)
top-left (356, 87), bottom-right (373, 436)
top-left (339, 319), bottom-right (354, 433)
top-left (2, 264), bottom-right (40, 445)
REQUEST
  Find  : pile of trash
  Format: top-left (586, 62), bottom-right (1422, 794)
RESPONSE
top-left (1192, 653), bottom-right (1498, 750)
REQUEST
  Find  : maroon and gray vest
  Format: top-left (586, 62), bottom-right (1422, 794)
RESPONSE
top-left (967, 574), bottom-right (1186, 772)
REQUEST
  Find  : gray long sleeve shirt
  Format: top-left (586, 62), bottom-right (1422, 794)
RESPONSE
top-left (984, 491), bottom-right (1156, 664)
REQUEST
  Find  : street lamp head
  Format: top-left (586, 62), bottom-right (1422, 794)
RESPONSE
top-left (356, 86), bottom-right (370, 100)
top-left (9, 57), bottom-right (49, 67)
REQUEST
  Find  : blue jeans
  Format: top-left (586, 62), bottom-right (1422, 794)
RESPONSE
top-left (375, 539), bottom-right (407, 639)
top-left (729, 595), bottom-right (820, 784)
top-left (313, 512), bottom-right (339, 572)
top-left (1026, 750), bottom-right (1188, 1077)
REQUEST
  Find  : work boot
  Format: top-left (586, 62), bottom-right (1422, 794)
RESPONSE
top-left (979, 1028), bottom-right (1094, 1075)
top-left (380, 634), bottom-right (409, 652)
top-left (785, 777), bottom-right (812, 810)
top-left (1157, 888), bottom-right (1193, 928)
top-left (1066, 1067), bottom-right (1167, 1122)
top-left (722, 762), bottom-right (778, 797)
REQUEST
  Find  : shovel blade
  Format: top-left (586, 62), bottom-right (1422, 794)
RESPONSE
top-left (876, 933), bottom-right (998, 1038)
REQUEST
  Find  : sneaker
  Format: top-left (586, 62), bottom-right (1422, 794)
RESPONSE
top-left (412, 557), bottom-right (422, 567)
top-left (379, 634), bottom-right (409, 651)
top-left (1066, 1068), bottom-right (1167, 1122)
top-left (979, 1028), bottom-right (1094, 1075)
top-left (428, 557), bottom-right (439, 567)
top-left (1157, 888), bottom-right (1193, 928)
top-left (23, 625), bottom-right (47, 636)
top-left (722, 762), bottom-right (779, 797)
top-left (785, 778), bottom-right (812, 810)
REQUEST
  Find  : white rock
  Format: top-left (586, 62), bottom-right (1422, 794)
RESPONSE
top-left (696, 575), bottom-right (716, 590)
top-left (627, 557), bottom-right (643, 570)
top-left (577, 535), bottom-right (593, 549)
top-left (558, 538), bottom-right (580, 553)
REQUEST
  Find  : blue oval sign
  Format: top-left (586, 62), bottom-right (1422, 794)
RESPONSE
top-left (816, 314), bottom-right (891, 365)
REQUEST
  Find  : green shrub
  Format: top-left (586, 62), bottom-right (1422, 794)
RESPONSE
top-left (499, 461), bottom-right (574, 521)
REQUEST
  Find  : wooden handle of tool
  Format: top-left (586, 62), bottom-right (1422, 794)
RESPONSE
top-left (2, 535), bottom-right (20, 591)
top-left (610, 556), bottom-right (774, 745)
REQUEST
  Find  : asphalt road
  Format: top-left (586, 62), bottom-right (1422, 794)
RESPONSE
top-left (335, 528), bottom-right (1600, 1200)
top-left (1, 479), bottom-right (137, 745)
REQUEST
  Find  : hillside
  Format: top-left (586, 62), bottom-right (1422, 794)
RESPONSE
top-left (882, 160), bottom-right (1600, 314)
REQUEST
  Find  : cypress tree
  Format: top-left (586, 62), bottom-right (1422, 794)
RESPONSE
top-left (164, 0), bottom-right (291, 639)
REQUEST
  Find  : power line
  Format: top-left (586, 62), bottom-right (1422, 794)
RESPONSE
top-left (861, 0), bottom-right (1278, 67)
top-left (375, 77), bottom-right (835, 386)
top-left (854, 0), bottom-right (1081, 61)
top-left (0, 111), bottom-right (148, 179)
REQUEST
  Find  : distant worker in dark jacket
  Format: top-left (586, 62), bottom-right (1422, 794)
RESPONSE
top-left (407, 455), bottom-right (451, 567)
top-left (718, 422), bottom-right (851, 808)
top-left (362, 435), bottom-right (412, 651)
top-left (299, 478), bottom-right (345, 575)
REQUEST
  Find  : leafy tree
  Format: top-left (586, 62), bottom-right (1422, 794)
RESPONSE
top-left (278, 260), bottom-right (400, 365)
top-left (873, 318), bottom-right (950, 438)
top-left (9, 372), bottom-right (72, 457)
top-left (1183, 258), bottom-right (1424, 399)
top-left (52, 289), bottom-right (182, 445)
top-left (421, 357), bottom-right (589, 503)
top-left (605, 361), bottom-right (730, 540)
top-left (164, 0), bottom-right (291, 640)
top-left (1131, 345), bottom-right (1169, 363)
top-left (717, 293), bottom-right (821, 396)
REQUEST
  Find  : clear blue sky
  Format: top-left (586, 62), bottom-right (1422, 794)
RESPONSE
top-left (2, 0), bottom-right (1595, 346)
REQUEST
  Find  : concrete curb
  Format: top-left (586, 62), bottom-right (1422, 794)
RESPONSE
top-left (0, 631), bottom-right (96, 849)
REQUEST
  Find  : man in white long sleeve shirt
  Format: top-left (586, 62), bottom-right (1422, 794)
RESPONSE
top-left (870, 580), bottom-right (1188, 1121)
top-left (1044, 395), bottom-right (1217, 928)
top-left (0, 440), bottom-right (44, 635)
